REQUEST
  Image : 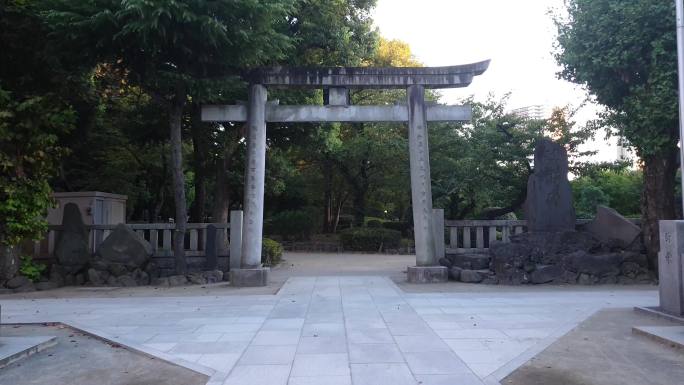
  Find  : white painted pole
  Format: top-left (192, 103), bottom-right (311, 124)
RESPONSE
top-left (677, 0), bottom-right (684, 212)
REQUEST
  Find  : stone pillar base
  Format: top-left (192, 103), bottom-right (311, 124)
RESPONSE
top-left (407, 266), bottom-right (448, 283)
top-left (229, 268), bottom-right (269, 287)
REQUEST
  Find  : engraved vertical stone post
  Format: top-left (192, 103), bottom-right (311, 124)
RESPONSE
top-left (205, 224), bottom-right (218, 271)
top-left (229, 210), bottom-right (243, 271)
top-left (432, 208), bottom-right (445, 261)
top-left (658, 220), bottom-right (684, 316)
top-left (408, 85), bottom-right (437, 266)
top-left (241, 84), bottom-right (267, 269)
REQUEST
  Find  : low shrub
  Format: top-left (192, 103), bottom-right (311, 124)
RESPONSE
top-left (382, 221), bottom-right (412, 237)
top-left (267, 210), bottom-right (315, 241)
top-left (19, 255), bottom-right (46, 282)
top-left (400, 238), bottom-right (414, 249)
top-left (366, 219), bottom-right (383, 228)
top-left (339, 228), bottom-right (401, 252)
top-left (262, 238), bottom-right (284, 266)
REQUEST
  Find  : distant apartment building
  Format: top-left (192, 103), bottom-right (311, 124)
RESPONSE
top-left (511, 104), bottom-right (552, 120)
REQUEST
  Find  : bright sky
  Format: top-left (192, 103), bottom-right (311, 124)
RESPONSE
top-left (373, 0), bottom-right (625, 162)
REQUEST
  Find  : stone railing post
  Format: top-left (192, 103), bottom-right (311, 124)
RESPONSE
top-left (432, 208), bottom-right (445, 260)
top-left (205, 224), bottom-right (218, 270)
top-left (229, 210), bottom-right (243, 271)
top-left (658, 220), bottom-right (684, 316)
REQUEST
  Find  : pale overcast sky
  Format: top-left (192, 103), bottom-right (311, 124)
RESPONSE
top-left (373, 0), bottom-right (624, 162)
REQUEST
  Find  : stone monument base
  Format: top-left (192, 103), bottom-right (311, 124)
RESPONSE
top-left (407, 266), bottom-right (448, 283)
top-left (229, 268), bottom-right (269, 287)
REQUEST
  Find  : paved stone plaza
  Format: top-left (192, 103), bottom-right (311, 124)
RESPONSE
top-left (1, 274), bottom-right (657, 385)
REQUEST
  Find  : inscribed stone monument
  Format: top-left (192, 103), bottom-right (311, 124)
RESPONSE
top-left (525, 138), bottom-right (576, 232)
top-left (658, 221), bottom-right (684, 316)
top-left (54, 203), bottom-right (90, 271)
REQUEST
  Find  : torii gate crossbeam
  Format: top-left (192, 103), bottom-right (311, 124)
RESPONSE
top-left (202, 61), bottom-right (489, 286)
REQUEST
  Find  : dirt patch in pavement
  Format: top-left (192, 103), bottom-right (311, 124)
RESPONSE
top-left (502, 308), bottom-right (684, 385)
top-left (0, 324), bottom-right (208, 385)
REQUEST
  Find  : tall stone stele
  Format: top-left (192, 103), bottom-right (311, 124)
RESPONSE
top-left (54, 203), bottom-right (90, 272)
top-left (525, 138), bottom-right (576, 232)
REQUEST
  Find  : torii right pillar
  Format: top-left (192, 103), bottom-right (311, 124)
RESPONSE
top-left (406, 85), bottom-right (448, 283)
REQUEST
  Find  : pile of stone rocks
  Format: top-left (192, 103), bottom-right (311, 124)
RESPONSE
top-left (439, 254), bottom-right (496, 284)
top-left (77, 223), bottom-right (227, 288)
top-left (440, 208), bottom-right (654, 286)
top-left (0, 275), bottom-right (60, 294)
top-left (1, 203), bottom-right (230, 293)
top-left (490, 230), bottom-right (651, 285)
top-left (150, 270), bottom-right (225, 287)
top-left (439, 139), bottom-right (654, 286)
top-left (85, 223), bottom-right (155, 287)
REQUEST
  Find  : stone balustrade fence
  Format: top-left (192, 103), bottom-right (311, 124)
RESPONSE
top-left (442, 219), bottom-right (528, 254)
top-left (31, 210), bottom-right (639, 263)
top-left (32, 211), bottom-right (244, 275)
top-left (436, 212), bottom-right (640, 256)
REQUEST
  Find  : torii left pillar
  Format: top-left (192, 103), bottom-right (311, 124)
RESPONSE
top-left (230, 83), bottom-right (269, 287)
top-left (406, 85), bottom-right (447, 283)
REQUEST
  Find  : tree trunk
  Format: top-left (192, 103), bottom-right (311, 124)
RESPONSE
top-left (0, 243), bottom-right (20, 281)
top-left (352, 190), bottom-right (366, 226)
top-left (332, 192), bottom-right (348, 233)
top-left (212, 151), bottom-right (230, 223)
top-left (641, 150), bottom-right (678, 271)
top-left (190, 110), bottom-right (208, 223)
top-left (322, 160), bottom-right (334, 233)
top-left (212, 131), bottom-right (240, 223)
top-left (169, 93), bottom-right (187, 275)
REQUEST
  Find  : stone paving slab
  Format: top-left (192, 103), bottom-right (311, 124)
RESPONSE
top-left (0, 276), bottom-right (658, 385)
top-left (633, 325), bottom-right (684, 349)
top-left (0, 335), bottom-right (57, 368)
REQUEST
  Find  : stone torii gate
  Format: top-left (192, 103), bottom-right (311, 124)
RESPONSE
top-left (202, 61), bottom-right (489, 286)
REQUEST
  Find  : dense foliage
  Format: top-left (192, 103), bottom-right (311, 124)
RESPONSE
top-left (572, 166), bottom-right (643, 219)
top-left (339, 227), bottom-right (402, 252)
top-left (0, 1), bottom-right (75, 246)
top-left (1, 0), bottom-right (655, 271)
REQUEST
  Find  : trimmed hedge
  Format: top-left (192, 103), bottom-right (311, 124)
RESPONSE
top-left (382, 221), bottom-right (412, 237)
top-left (267, 210), bottom-right (315, 241)
top-left (339, 228), bottom-right (402, 252)
top-left (366, 219), bottom-right (383, 228)
top-left (262, 238), bottom-right (284, 266)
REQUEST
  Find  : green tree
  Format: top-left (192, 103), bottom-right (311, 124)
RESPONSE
top-left (60, 67), bottom-right (173, 222)
top-left (430, 97), bottom-right (593, 220)
top-left (0, 87), bottom-right (74, 279)
top-left (574, 185), bottom-right (610, 219)
top-left (555, 0), bottom-right (678, 266)
top-left (44, 0), bottom-right (294, 273)
top-left (0, 0), bottom-right (77, 280)
top-left (0, 93), bottom-right (70, 238)
top-left (572, 167), bottom-right (643, 218)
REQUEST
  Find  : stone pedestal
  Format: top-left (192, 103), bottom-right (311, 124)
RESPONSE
top-left (407, 266), bottom-right (448, 283)
top-left (230, 268), bottom-right (269, 287)
top-left (658, 221), bottom-right (684, 316)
